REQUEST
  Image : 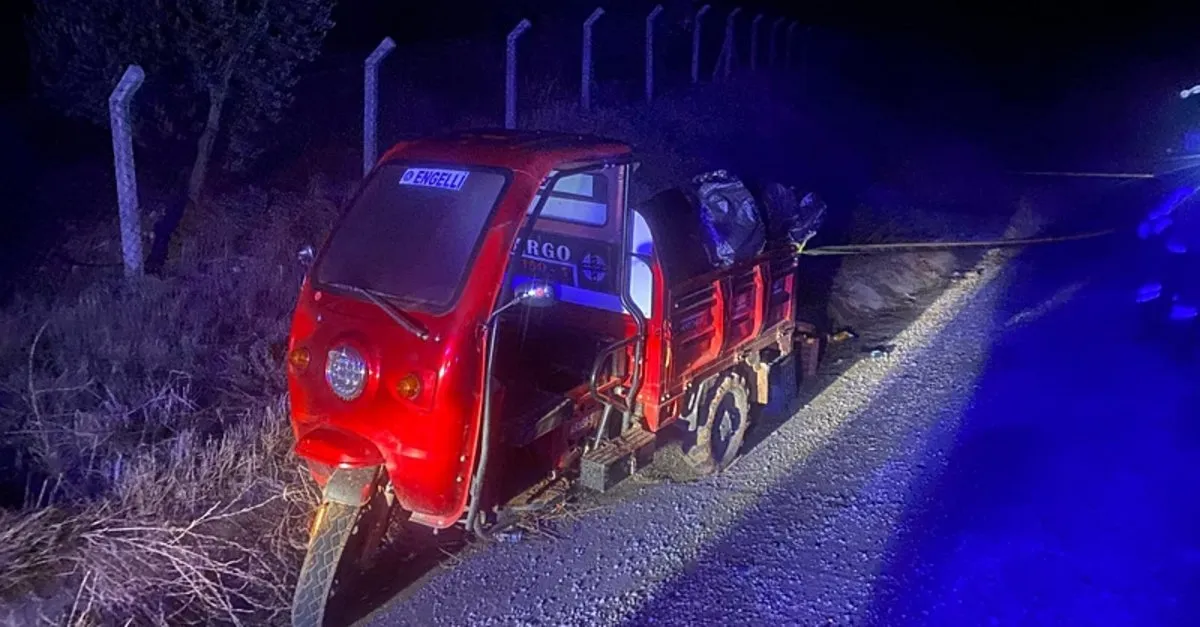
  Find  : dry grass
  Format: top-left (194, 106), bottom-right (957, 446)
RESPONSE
top-left (0, 409), bottom-right (318, 626)
top-left (0, 186), bottom-right (337, 625)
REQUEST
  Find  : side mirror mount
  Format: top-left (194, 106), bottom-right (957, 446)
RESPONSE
top-left (297, 244), bottom-right (315, 268)
top-left (512, 279), bottom-right (557, 308)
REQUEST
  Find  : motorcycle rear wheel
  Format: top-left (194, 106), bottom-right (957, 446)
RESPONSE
top-left (686, 371), bottom-right (751, 474)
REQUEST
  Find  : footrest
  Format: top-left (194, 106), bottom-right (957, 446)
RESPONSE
top-left (579, 427), bottom-right (657, 493)
top-left (504, 474), bottom-right (571, 512)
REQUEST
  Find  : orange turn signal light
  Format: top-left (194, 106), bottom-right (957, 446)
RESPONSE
top-left (396, 373), bottom-right (422, 400)
top-left (288, 347), bottom-right (312, 371)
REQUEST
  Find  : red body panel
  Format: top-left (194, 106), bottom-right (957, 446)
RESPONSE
top-left (288, 133), bottom-right (632, 528)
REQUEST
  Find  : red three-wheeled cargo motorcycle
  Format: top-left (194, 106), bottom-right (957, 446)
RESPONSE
top-left (285, 130), bottom-right (824, 625)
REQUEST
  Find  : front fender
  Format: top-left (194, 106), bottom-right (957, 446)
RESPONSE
top-left (295, 426), bottom-right (385, 469)
top-left (322, 466), bottom-right (382, 507)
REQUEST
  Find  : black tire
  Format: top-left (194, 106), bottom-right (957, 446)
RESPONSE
top-left (292, 489), bottom-right (391, 627)
top-left (687, 371), bottom-right (751, 473)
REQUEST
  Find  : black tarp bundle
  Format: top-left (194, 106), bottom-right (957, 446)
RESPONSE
top-left (755, 181), bottom-right (826, 250)
top-left (691, 170), bottom-right (766, 268)
top-left (637, 169), bottom-right (826, 286)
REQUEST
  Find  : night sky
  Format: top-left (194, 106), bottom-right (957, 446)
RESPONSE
top-left (1, 1), bottom-right (1197, 165)
top-left (2, 2), bottom-right (1196, 102)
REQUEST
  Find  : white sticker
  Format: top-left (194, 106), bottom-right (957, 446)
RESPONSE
top-left (400, 167), bottom-right (469, 191)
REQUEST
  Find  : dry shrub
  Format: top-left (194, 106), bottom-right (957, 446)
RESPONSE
top-left (0, 409), bottom-right (318, 626)
top-left (69, 404), bottom-right (317, 626)
top-left (0, 189), bottom-right (334, 625)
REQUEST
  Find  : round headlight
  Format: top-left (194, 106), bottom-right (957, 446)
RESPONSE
top-left (325, 345), bottom-right (367, 401)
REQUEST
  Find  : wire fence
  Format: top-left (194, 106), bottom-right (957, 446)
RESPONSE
top-left (105, 3), bottom-right (807, 280)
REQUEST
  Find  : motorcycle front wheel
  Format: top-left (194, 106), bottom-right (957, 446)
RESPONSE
top-left (292, 479), bottom-right (391, 627)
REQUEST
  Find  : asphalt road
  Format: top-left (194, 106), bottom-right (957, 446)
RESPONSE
top-left (865, 229), bottom-right (1200, 627)
top-left (359, 190), bottom-right (1198, 626)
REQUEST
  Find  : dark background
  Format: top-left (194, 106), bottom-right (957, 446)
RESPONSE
top-left (1, 1), bottom-right (1197, 265)
top-left (3, 2), bottom-right (1196, 162)
top-left (5, 3), bottom-right (1195, 101)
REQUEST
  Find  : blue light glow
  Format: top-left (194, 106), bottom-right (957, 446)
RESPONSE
top-left (1169, 301), bottom-right (1198, 321)
top-left (1136, 282), bottom-right (1163, 303)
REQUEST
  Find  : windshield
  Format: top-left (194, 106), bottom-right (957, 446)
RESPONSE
top-left (314, 163), bottom-right (510, 312)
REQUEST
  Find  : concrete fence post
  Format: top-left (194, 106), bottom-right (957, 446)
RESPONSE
top-left (770, 17), bottom-right (784, 67)
top-left (691, 4), bottom-right (711, 84)
top-left (645, 4), bottom-right (664, 103)
top-left (722, 7), bottom-right (742, 80)
top-left (581, 7), bottom-right (605, 112)
top-left (506, 19), bottom-right (532, 129)
top-left (363, 37), bottom-right (396, 177)
top-left (108, 64), bottom-right (145, 281)
top-left (750, 14), bottom-right (764, 71)
top-left (786, 21), bottom-right (799, 71)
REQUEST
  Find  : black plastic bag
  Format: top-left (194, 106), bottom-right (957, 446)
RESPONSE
top-left (758, 181), bottom-right (826, 249)
top-left (690, 170), bottom-right (766, 268)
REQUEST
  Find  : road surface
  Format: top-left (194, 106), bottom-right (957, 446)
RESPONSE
top-left (362, 208), bottom-right (1199, 626)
